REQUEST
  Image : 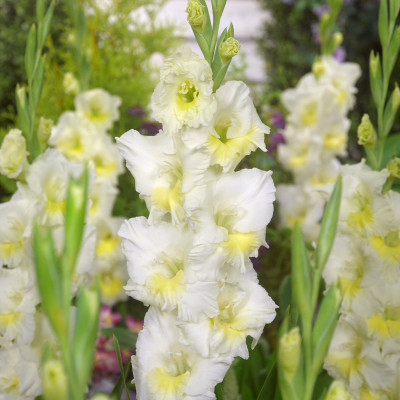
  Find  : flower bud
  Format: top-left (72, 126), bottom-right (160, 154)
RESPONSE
top-left (63, 72), bottom-right (80, 96)
top-left (91, 395), bottom-right (111, 400)
top-left (325, 380), bottom-right (354, 400)
top-left (42, 359), bottom-right (67, 400)
top-left (38, 117), bottom-right (54, 149)
top-left (219, 37), bottom-right (240, 64)
top-left (387, 157), bottom-right (400, 179)
top-left (16, 85), bottom-right (27, 108)
top-left (186, 0), bottom-right (206, 34)
top-left (392, 84), bottom-right (400, 112)
top-left (370, 52), bottom-right (379, 78)
top-left (278, 326), bottom-right (301, 379)
top-left (312, 58), bottom-right (325, 79)
top-left (332, 32), bottom-right (343, 48)
top-left (0, 128), bottom-right (29, 179)
top-left (357, 114), bottom-right (376, 148)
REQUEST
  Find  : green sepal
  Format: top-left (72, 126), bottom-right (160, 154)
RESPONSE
top-left (385, 27), bottom-right (400, 81)
top-left (113, 334), bottom-right (131, 400)
top-left (382, 133), bottom-right (400, 163)
top-left (311, 285), bottom-right (342, 377)
top-left (31, 56), bottom-right (45, 110)
top-left (194, 0), bottom-right (213, 45)
top-left (25, 25), bottom-right (37, 84)
top-left (193, 29), bottom-right (212, 63)
top-left (369, 51), bottom-right (383, 109)
top-left (33, 224), bottom-right (64, 337)
top-left (38, 1), bottom-right (55, 51)
top-left (36, 0), bottom-right (45, 21)
top-left (291, 224), bottom-right (312, 324)
top-left (212, 27), bottom-right (228, 80)
top-left (61, 166), bottom-right (89, 276)
top-left (15, 85), bottom-right (30, 138)
top-left (316, 175), bottom-right (342, 271)
top-left (72, 283), bottom-right (101, 395)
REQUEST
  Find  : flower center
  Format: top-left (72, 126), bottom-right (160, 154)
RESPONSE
top-left (177, 80), bottom-right (199, 104)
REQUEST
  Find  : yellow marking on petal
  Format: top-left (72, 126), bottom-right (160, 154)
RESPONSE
top-left (205, 125), bottom-right (260, 168)
top-left (222, 231), bottom-right (259, 256)
top-left (84, 100), bottom-right (109, 123)
top-left (333, 80), bottom-right (348, 104)
top-left (99, 272), bottom-right (124, 299)
top-left (370, 231), bottom-right (400, 262)
top-left (366, 313), bottom-right (391, 339)
top-left (148, 270), bottom-right (185, 306)
top-left (151, 181), bottom-right (185, 223)
top-left (176, 80), bottom-right (199, 112)
top-left (323, 132), bottom-right (346, 151)
top-left (93, 155), bottom-right (117, 178)
top-left (339, 276), bottom-right (362, 301)
top-left (348, 203), bottom-right (373, 229)
top-left (309, 172), bottom-right (336, 187)
top-left (96, 235), bottom-right (119, 257)
top-left (300, 102), bottom-right (318, 126)
top-left (148, 367), bottom-right (190, 398)
top-left (46, 199), bottom-right (66, 215)
top-left (289, 152), bottom-right (307, 167)
top-left (0, 242), bottom-right (21, 261)
top-left (56, 131), bottom-right (84, 159)
top-left (0, 312), bottom-right (21, 326)
top-left (326, 354), bottom-right (365, 381)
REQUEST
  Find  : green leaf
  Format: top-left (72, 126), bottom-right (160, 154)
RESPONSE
top-left (111, 361), bottom-right (132, 400)
top-left (62, 166), bottom-right (89, 276)
top-left (256, 353), bottom-right (277, 400)
top-left (100, 327), bottom-right (138, 349)
top-left (385, 27), bottom-right (400, 82)
top-left (291, 224), bottom-right (312, 324)
top-left (36, 0), bottom-right (45, 21)
top-left (316, 175), bottom-right (342, 270)
top-left (278, 275), bottom-right (292, 318)
top-left (31, 56), bottom-right (45, 109)
top-left (311, 285), bottom-right (342, 376)
top-left (379, 0), bottom-right (389, 50)
top-left (383, 86), bottom-right (399, 137)
top-left (113, 334), bottom-right (131, 400)
top-left (72, 285), bottom-right (101, 394)
top-left (33, 224), bottom-right (64, 337)
top-left (383, 133), bottom-right (400, 163)
top-left (39, 1), bottom-right (55, 50)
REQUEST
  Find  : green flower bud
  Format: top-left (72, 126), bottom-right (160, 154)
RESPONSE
top-left (278, 326), bottom-right (301, 379)
top-left (392, 84), bottom-right (400, 112)
top-left (16, 84), bottom-right (27, 108)
top-left (219, 37), bottom-right (240, 64)
top-left (325, 381), bottom-right (354, 400)
top-left (42, 359), bottom-right (67, 400)
top-left (387, 157), bottom-right (400, 179)
top-left (186, 0), bottom-right (206, 34)
top-left (63, 72), bottom-right (80, 96)
top-left (357, 114), bottom-right (376, 148)
top-left (91, 395), bottom-right (111, 400)
top-left (370, 52), bottom-right (379, 78)
top-left (312, 58), bottom-right (325, 79)
top-left (333, 32), bottom-right (343, 47)
top-left (38, 117), bottom-right (54, 149)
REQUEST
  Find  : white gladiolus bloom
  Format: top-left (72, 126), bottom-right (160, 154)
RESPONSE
top-left (50, 111), bottom-right (97, 163)
top-left (18, 149), bottom-right (84, 226)
top-left (181, 277), bottom-right (277, 359)
top-left (0, 347), bottom-right (41, 400)
top-left (119, 217), bottom-right (219, 322)
top-left (133, 307), bottom-right (232, 400)
top-left (0, 199), bottom-right (37, 269)
top-left (0, 268), bottom-right (38, 345)
top-left (0, 129), bottom-right (29, 179)
top-left (150, 46), bottom-right (217, 132)
top-left (74, 88), bottom-right (121, 131)
top-left (182, 81), bottom-right (270, 172)
top-left (88, 180), bottom-right (118, 223)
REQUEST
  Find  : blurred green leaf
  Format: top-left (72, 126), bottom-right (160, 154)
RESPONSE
top-left (279, 275), bottom-right (292, 318)
top-left (379, 0), bottom-right (389, 50)
top-left (100, 327), bottom-right (138, 349)
top-left (383, 133), bottom-right (400, 163)
top-left (113, 334), bottom-right (130, 400)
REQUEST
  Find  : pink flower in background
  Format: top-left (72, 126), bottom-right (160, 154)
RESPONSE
top-left (126, 315), bottom-right (143, 333)
top-left (99, 305), bottom-right (122, 329)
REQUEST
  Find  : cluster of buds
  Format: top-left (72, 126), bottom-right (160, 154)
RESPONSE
top-left (323, 161), bottom-right (400, 399)
top-left (276, 56), bottom-right (360, 241)
top-left (117, 46), bottom-right (277, 399)
top-left (51, 88), bottom-right (127, 305)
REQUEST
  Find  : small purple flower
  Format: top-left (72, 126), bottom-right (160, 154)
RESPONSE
top-left (269, 110), bottom-right (286, 130)
top-left (141, 121), bottom-right (162, 135)
top-left (267, 132), bottom-right (286, 155)
top-left (250, 246), bottom-right (269, 270)
top-left (282, 0), bottom-right (295, 5)
top-left (333, 46), bottom-right (346, 63)
top-left (127, 105), bottom-right (146, 118)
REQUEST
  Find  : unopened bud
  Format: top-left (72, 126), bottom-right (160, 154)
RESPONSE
top-left (16, 85), bottom-right (27, 108)
top-left (42, 359), bottom-right (67, 400)
top-left (278, 326), bottom-right (301, 379)
top-left (387, 157), bottom-right (400, 179)
top-left (333, 32), bottom-right (343, 47)
top-left (0, 129), bottom-right (29, 179)
top-left (219, 37), bottom-right (240, 64)
top-left (63, 72), bottom-right (80, 96)
top-left (186, 0), bottom-right (206, 34)
top-left (38, 117), bottom-right (54, 149)
top-left (325, 381), bottom-right (354, 400)
top-left (357, 114), bottom-right (376, 148)
top-left (393, 84), bottom-right (400, 112)
top-left (91, 394), bottom-right (111, 400)
top-left (370, 52), bottom-right (379, 78)
top-left (312, 58), bottom-right (325, 79)
top-left (321, 12), bottom-right (330, 25)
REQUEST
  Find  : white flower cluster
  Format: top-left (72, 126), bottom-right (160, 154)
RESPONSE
top-left (0, 146), bottom-right (96, 399)
top-left (323, 161), bottom-right (400, 400)
top-left (276, 56), bottom-right (361, 241)
top-left (51, 88), bottom-right (127, 305)
top-left (117, 46), bottom-right (278, 400)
